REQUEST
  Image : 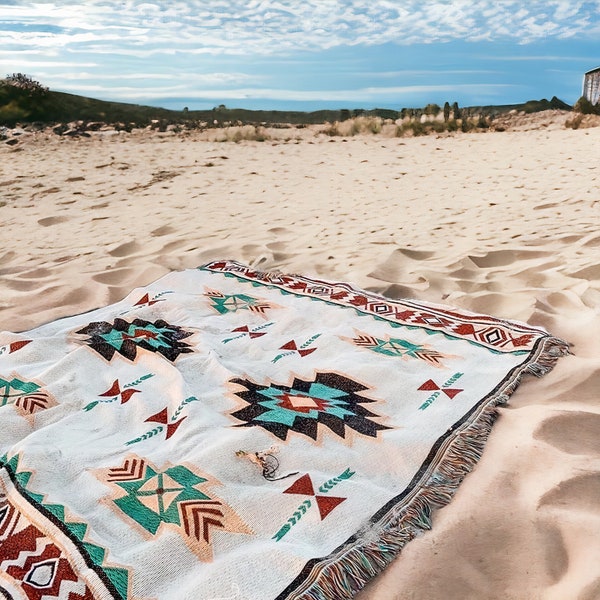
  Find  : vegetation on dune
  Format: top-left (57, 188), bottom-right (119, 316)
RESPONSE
top-left (573, 95), bottom-right (600, 115)
top-left (0, 73), bottom-right (585, 139)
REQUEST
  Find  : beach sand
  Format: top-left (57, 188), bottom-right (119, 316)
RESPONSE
top-left (1, 116), bottom-right (599, 599)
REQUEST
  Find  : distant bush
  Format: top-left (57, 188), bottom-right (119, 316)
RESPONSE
top-left (323, 121), bottom-right (340, 136)
top-left (218, 125), bottom-right (271, 142)
top-left (3, 73), bottom-right (48, 96)
top-left (423, 103), bottom-right (441, 116)
top-left (476, 115), bottom-right (489, 129)
top-left (565, 114), bottom-right (583, 129)
top-left (573, 96), bottom-right (599, 115)
top-left (340, 109), bottom-right (351, 121)
top-left (322, 116), bottom-right (383, 137)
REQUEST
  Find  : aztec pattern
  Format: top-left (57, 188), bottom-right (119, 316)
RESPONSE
top-left (343, 330), bottom-right (458, 368)
top-left (124, 396), bottom-right (199, 446)
top-left (0, 261), bottom-right (566, 600)
top-left (0, 374), bottom-right (57, 421)
top-left (97, 456), bottom-right (252, 562)
top-left (273, 469), bottom-right (355, 541)
top-left (0, 454), bottom-right (129, 600)
top-left (222, 323), bottom-right (273, 343)
top-left (417, 373), bottom-right (465, 410)
top-left (0, 339), bottom-right (32, 357)
top-left (204, 288), bottom-right (277, 317)
top-left (83, 374), bottom-right (154, 411)
top-left (229, 372), bottom-right (390, 441)
top-left (203, 261), bottom-right (540, 353)
top-left (75, 318), bottom-right (194, 362)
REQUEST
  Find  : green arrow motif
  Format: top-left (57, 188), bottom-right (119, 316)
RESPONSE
top-left (272, 499), bottom-right (311, 541)
top-left (125, 426), bottom-right (163, 446)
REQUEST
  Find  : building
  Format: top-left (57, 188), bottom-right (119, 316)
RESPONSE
top-left (583, 66), bottom-right (600, 105)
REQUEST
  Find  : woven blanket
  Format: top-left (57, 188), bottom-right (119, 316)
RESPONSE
top-left (0, 260), bottom-right (568, 599)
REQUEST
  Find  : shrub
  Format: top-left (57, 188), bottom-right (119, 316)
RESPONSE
top-left (574, 96), bottom-right (597, 115)
top-left (443, 102), bottom-right (450, 122)
top-left (565, 114), bottom-right (583, 129)
top-left (4, 73), bottom-right (48, 96)
top-left (323, 122), bottom-right (340, 136)
top-left (424, 103), bottom-right (441, 116)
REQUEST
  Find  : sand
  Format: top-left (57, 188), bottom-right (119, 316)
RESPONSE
top-left (1, 117), bottom-right (599, 599)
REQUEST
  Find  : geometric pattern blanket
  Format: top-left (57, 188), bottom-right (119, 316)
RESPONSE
top-left (0, 260), bottom-right (568, 599)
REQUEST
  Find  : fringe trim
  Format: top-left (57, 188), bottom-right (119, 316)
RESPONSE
top-left (290, 336), bottom-right (570, 600)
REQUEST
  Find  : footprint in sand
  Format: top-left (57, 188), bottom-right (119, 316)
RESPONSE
top-left (92, 268), bottom-right (136, 285)
top-left (398, 248), bottom-right (436, 260)
top-left (266, 241), bottom-right (293, 262)
top-left (18, 268), bottom-right (53, 279)
top-left (2, 278), bottom-right (40, 292)
top-left (583, 234), bottom-right (600, 247)
top-left (159, 239), bottom-right (190, 253)
top-left (38, 216), bottom-right (69, 227)
top-left (151, 225), bottom-right (175, 237)
top-left (535, 523), bottom-right (569, 584)
top-left (538, 472), bottom-right (600, 512)
top-left (580, 578), bottom-right (600, 600)
top-left (570, 263), bottom-right (600, 281)
top-left (534, 410), bottom-right (600, 455)
top-left (367, 248), bottom-right (431, 285)
top-left (468, 249), bottom-right (548, 268)
top-left (108, 241), bottom-right (143, 257)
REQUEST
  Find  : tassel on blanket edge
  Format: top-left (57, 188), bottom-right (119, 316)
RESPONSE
top-left (286, 337), bottom-right (570, 600)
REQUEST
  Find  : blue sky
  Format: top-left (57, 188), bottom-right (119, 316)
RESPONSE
top-left (1, 1), bottom-right (599, 111)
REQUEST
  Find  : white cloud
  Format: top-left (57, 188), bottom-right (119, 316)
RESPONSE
top-left (0, 1), bottom-right (595, 106)
top-left (68, 83), bottom-right (515, 102)
top-left (0, 1), bottom-right (598, 57)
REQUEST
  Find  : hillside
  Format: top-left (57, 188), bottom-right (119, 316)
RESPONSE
top-left (0, 78), bottom-right (573, 128)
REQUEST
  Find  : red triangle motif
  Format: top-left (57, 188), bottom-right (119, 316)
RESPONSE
top-left (330, 291), bottom-right (348, 300)
top-left (443, 388), bottom-right (463, 399)
top-left (120, 388), bottom-right (139, 403)
top-left (166, 417), bottom-right (187, 439)
top-left (145, 407), bottom-right (169, 424)
top-left (248, 332), bottom-right (267, 339)
top-left (232, 326), bottom-right (250, 333)
top-left (315, 495), bottom-right (346, 520)
top-left (280, 340), bottom-right (298, 351)
top-left (418, 379), bottom-right (440, 392)
top-left (100, 380), bottom-right (121, 397)
top-left (298, 348), bottom-right (316, 358)
top-left (210, 261), bottom-right (227, 270)
top-left (349, 295), bottom-right (368, 307)
top-left (9, 340), bottom-right (31, 353)
top-left (134, 294), bottom-right (150, 306)
top-left (454, 323), bottom-right (476, 335)
top-left (283, 474), bottom-right (314, 496)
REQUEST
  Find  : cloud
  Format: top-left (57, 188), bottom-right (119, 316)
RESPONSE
top-left (71, 83), bottom-right (515, 103)
top-left (0, 1), bottom-right (599, 59)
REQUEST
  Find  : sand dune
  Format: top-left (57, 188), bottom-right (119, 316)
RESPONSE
top-left (1, 120), bottom-right (599, 599)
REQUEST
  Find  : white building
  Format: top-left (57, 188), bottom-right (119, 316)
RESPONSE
top-left (583, 67), bottom-right (600, 105)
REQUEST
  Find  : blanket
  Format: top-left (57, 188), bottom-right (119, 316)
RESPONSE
top-left (0, 260), bottom-right (568, 599)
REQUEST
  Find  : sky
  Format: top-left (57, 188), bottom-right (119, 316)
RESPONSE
top-left (1, 1), bottom-right (599, 111)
